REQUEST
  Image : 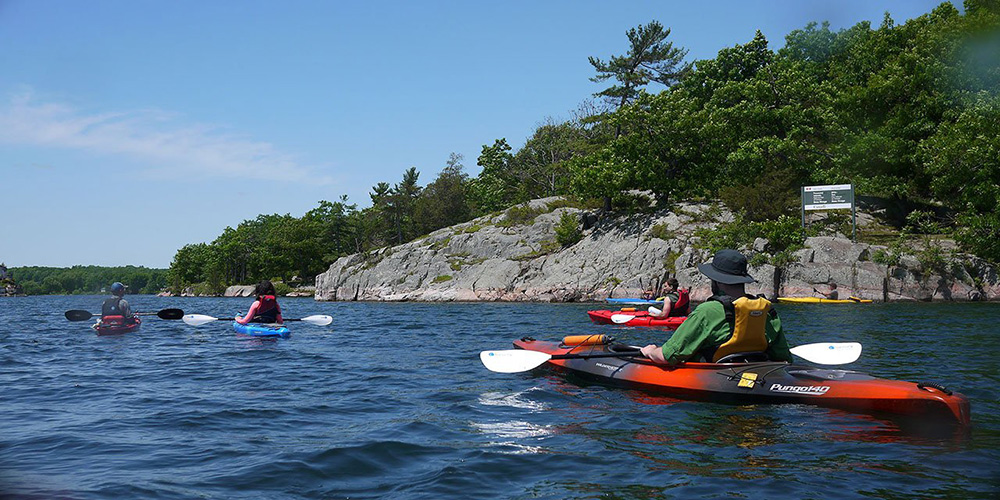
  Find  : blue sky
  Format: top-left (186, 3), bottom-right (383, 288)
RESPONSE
top-left (0, 0), bottom-right (947, 268)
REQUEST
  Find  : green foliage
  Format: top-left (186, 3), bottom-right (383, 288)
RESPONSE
top-left (719, 168), bottom-right (803, 222)
top-left (432, 274), bottom-right (453, 283)
top-left (663, 250), bottom-right (680, 273)
top-left (589, 20), bottom-right (690, 109)
top-left (414, 153), bottom-right (472, 235)
top-left (428, 236), bottom-right (451, 251)
top-left (497, 204), bottom-right (546, 228)
top-left (648, 223), bottom-right (675, 240)
top-left (554, 211), bottom-right (583, 247)
top-left (167, 197), bottom-right (358, 293)
top-left (273, 281), bottom-right (293, 296)
top-left (871, 247), bottom-right (902, 267)
top-left (11, 265), bottom-right (168, 295)
top-left (955, 210), bottom-right (1000, 265)
top-left (695, 214), bottom-right (805, 254)
top-left (513, 240), bottom-right (563, 261)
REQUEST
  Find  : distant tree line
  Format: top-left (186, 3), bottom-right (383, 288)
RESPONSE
top-left (11, 266), bottom-right (168, 295)
top-left (170, 1), bottom-right (1000, 293)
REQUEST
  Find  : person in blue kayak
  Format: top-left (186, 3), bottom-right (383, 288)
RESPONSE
top-left (235, 280), bottom-right (284, 324)
top-left (640, 249), bottom-right (793, 364)
top-left (101, 281), bottom-right (136, 324)
top-left (648, 277), bottom-right (690, 318)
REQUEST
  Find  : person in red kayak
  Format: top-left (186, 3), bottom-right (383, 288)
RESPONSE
top-left (101, 282), bottom-right (136, 324)
top-left (640, 249), bottom-right (792, 364)
top-left (648, 278), bottom-right (690, 318)
top-left (235, 280), bottom-right (284, 325)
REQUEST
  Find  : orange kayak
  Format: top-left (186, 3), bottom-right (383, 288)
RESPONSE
top-left (513, 337), bottom-right (971, 425)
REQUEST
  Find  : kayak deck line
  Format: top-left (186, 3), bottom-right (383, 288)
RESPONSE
top-left (513, 338), bottom-right (971, 425)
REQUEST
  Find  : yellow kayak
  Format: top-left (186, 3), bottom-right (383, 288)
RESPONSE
top-left (777, 297), bottom-right (873, 304)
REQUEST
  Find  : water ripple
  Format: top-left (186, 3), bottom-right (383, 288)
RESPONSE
top-left (0, 297), bottom-right (997, 498)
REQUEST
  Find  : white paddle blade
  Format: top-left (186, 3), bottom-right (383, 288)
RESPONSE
top-left (301, 314), bottom-right (333, 326)
top-left (182, 314), bottom-right (219, 326)
top-left (790, 342), bottom-right (862, 365)
top-left (480, 350), bottom-right (552, 373)
top-left (610, 314), bottom-right (634, 324)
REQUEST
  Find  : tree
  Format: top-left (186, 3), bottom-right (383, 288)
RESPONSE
top-left (468, 139), bottom-right (516, 215)
top-left (387, 167), bottom-right (421, 244)
top-left (589, 20), bottom-right (690, 121)
top-left (414, 153), bottom-right (471, 234)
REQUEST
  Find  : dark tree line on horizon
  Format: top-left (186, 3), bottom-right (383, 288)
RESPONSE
top-left (9, 266), bottom-right (168, 296)
top-left (168, 0), bottom-right (1000, 294)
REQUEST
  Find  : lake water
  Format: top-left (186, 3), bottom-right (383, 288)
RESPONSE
top-left (1, 296), bottom-right (998, 499)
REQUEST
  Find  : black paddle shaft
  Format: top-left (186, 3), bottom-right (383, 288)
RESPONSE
top-left (550, 351), bottom-right (643, 361)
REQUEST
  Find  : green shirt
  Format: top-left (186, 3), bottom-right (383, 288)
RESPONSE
top-left (660, 300), bottom-right (793, 365)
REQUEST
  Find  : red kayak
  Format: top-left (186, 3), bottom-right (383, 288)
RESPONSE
top-left (92, 315), bottom-right (141, 336)
top-left (513, 337), bottom-right (971, 425)
top-left (587, 309), bottom-right (686, 329)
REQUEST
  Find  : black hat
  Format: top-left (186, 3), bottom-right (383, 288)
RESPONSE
top-left (697, 249), bottom-right (756, 284)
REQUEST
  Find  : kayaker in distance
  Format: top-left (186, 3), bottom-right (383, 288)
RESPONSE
top-left (648, 278), bottom-right (690, 318)
top-left (235, 280), bottom-right (284, 325)
top-left (101, 282), bottom-right (135, 322)
top-left (640, 287), bottom-right (655, 300)
top-left (815, 283), bottom-right (839, 300)
top-left (640, 249), bottom-right (793, 364)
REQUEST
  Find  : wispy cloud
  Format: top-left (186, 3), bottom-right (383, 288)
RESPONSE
top-left (0, 90), bottom-right (332, 184)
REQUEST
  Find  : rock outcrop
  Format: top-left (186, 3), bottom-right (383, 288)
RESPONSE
top-left (314, 198), bottom-right (998, 302)
top-left (225, 285), bottom-right (256, 297)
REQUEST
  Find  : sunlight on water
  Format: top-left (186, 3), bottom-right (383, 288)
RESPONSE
top-left (477, 387), bottom-right (549, 411)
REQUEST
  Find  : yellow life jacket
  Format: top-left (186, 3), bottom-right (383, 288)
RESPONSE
top-left (711, 295), bottom-right (773, 362)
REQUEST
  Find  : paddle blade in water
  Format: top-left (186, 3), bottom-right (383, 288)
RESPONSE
top-left (299, 314), bottom-right (333, 326)
top-left (182, 314), bottom-right (219, 326)
top-left (157, 308), bottom-right (184, 320)
top-left (65, 310), bottom-right (96, 321)
top-left (790, 342), bottom-right (862, 365)
top-left (480, 349), bottom-right (552, 373)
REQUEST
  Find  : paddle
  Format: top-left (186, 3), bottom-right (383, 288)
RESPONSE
top-left (181, 313), bottom-right (333, 327)
top-left (610, 312), bottom-right (647, 324)
top-left (64, 308), bottom-right (184, 322)
top-left (480, 341), bottom-right (863, 373)
top-left (611, 306), bottom-right (667, 323)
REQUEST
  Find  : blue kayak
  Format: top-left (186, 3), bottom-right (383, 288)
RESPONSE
top-left (232, 321), bottom-right (290, 339)
top-left (605, 297), bottom-right (662, 306)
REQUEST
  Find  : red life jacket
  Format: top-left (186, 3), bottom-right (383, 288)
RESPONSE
top-left (251, 295), bottom-right (281, 323)
top-left (670, 289), bottom-right (690, 316)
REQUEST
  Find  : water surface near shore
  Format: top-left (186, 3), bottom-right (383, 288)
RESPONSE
top-left (1, 296), bottom-right (998, 498)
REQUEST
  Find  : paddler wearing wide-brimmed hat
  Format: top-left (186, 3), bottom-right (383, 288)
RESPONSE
top-left (640, 249), bottom-right (793, 365)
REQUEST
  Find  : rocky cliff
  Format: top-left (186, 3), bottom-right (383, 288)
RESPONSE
top-left (314, 198), bottom-right (998, 302)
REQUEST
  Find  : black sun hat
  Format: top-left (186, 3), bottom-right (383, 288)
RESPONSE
top-left (697, 249), bottom-right (756, 284)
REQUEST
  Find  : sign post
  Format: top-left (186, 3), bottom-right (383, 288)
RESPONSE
top-left (801, 184), bottom-right (856, 241)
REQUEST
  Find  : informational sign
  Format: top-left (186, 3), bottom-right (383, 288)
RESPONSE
top-left (801, 184), bottom-right (856, 241)
top-left (802, 184), bottom-right (854, 211)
